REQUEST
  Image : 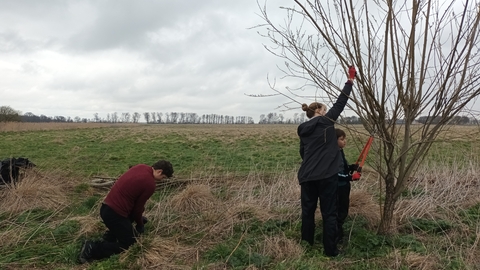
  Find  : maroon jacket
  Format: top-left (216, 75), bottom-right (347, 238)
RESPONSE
top-left (104, 164), bottom-right (156, 226)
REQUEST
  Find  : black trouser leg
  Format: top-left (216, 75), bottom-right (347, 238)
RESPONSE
top-left (337, 182), bottom-right (351, 240)
top-left (318, 175), bottom-right (338, 256)
top-left (301, 181), bottom-right (319, 245)
top-left (102, 230), bottom-right (117, 242)
top-left (300, 175), bottom-right (339, 255)
top-left (91, 204), bottom-right (137, 260)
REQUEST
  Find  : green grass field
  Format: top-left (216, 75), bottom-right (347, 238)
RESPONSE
top-left (0, 123), bottom-right (479, 269)
top-left (0, 124), bottom-right (301, 177)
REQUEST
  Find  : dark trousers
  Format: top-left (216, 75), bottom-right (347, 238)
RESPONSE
top-left (300, 174), bottom-right (338, 256)
top-left (337, 182), bottom-right (351, 239)
top-left (90, 204), bottom-right (137, 260)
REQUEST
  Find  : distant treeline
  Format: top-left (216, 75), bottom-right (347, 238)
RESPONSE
top-left (93, 112), bottom-right (256, 124)
top-left (0, 106), bottom-right (478, 125)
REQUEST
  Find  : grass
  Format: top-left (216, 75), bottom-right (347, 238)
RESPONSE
top-left (0, 124), bottom-right (300, 177)
top-left (0, 123), bottom-right (479, 269)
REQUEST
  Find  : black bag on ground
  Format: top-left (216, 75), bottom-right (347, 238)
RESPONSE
top-left (0, 157), bottom-right (36, 185)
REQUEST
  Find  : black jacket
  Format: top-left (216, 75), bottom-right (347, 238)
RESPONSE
top-left (297, 81), bottom-right (353, 184)
top-left (338, 149), bottom-right (352, 183)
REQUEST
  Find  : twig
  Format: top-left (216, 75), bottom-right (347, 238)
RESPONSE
top-left (225, 230), bottom-right (246, 265)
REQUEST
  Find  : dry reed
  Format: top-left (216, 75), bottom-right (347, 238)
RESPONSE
top-left (348, 189), bottom-right (381, 228)
top-left (0, 224), bottom-right (27, 250)
top-left (394, 159), bottom-right (480, 223)
top-left (202, 202), bottom-right (272, 242)
top-left (0, 170), bottom-right (69, 214)
top-left (388, 249), bottom-right (439, 270)
top-left (148, 183), bottom-right (226, 247)
top-left (128, 237), bottom-right (196, 269)
top-left (231, 170), bottom-right (300, 218)
top-left (69, 216), bottom-right (104, 238)
top-left (260, 235), bottom-right (303, 260)
top-left (169, 184), bottom-right (217, 213)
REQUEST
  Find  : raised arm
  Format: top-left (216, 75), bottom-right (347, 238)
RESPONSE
top-left (325, 66), bottom-right (356, 121)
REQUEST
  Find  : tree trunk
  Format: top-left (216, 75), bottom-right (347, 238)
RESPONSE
top-left (378, 174), bottom-right (397, 234)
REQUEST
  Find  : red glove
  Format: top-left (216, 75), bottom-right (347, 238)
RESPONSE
top-left (348, 66), bottom-right (356, 80)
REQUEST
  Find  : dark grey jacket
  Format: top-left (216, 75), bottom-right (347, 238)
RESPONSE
top-left (338, 149), bottom-right (352, 185)
top-left (297, 81), bottom-right (353, 184)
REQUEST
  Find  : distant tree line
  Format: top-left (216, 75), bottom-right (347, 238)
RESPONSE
top-left (21, 112), bottom-right (89, 123)
top-left (416, 115), bottom-right (473, 125)
top-left (92, 112), bottom-right (255, 124)
top-left (141, 112), bottom-right (255, 124)
top-left (0, 105), bottom-right (478, 125)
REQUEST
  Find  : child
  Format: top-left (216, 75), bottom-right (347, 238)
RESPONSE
top-left (335, 128), bottom-right (358, 243)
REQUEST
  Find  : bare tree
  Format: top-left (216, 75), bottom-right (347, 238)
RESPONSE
top-left (156, 112), bottom-right (163, 123)
top-left (170, 112), bottom-right (178, 123)
top-left (179, 112), bottom-right (185, 123)
top-left (111, 112), bottom-right (118, 123)
top-left (151, 112), bottom-right (157, 123)
top-left (257, 0), bottom-right (480, 233)
top-left (132, 112), bottom-right (141, 123)
top-left (0, 106), bottom-right (21, 122)
top-left (143, 112), bottom-right (151, 123)
top-left (121, 112), bottom-right (131, 123)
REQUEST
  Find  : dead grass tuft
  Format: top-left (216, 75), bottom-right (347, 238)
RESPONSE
top-left (221, 170), bottom-right (300, 221)
top-left (0, 225), bottom-right (26, 249)
top-left (465, 228), bottom-right (480, 267)
top-left (0, 170), bottom-right (69, 213)
top-left (69, 216), bottom-right (104, 238)
top-left (405, 254), bottom-right (439, 270)
top-left (207, 202), bottom-right (274, 240)
top-left (388, 249), bottom-right (439, 270)
top-left (348, 189), bottom-right (380, 227)
top-left (223, 203), bottom-right (273, 223)
top-left (169, 184), bottom-right (217, 213)
top-left (395, 160), bottom-right (480, 223)
top-left (261, 235), bottom-right (303, 260)
top-left (131, 237), bottom-right (197, 269)
top-left (460, 197), bottom-right (480, 210)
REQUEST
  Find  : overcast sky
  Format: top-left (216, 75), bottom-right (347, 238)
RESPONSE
top-left (1, 0), bottom-right (314, 122)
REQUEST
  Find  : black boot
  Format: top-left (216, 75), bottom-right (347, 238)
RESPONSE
top-left (78, 240), bottom-right (95, 264)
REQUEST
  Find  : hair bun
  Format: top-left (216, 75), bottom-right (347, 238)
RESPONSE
top-left (301, 104), bottom-right (308, 111)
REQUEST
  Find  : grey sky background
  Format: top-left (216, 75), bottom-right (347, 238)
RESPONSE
top-left (1, 0), bottom-right (308, 122)
top-left (3, 1), bottom-right (478, 123)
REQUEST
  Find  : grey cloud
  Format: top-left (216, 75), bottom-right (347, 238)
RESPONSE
top-left (65, 0), bottom-right (222, 52)
top-left (20, 61), bottom-right (44, 75)
top-left (0, 32), bottom-right (51, 53)
top-left (0, 0), bottom-right (303, 122)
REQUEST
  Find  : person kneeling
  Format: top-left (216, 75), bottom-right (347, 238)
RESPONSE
top-left (79, 160), bottom-right (174, 263)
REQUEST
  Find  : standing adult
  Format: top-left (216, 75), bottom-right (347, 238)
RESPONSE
top-left (297, 66), bottom-right (356, 257)
top-left (79, 160), bottom-right (174, 263)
